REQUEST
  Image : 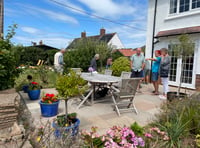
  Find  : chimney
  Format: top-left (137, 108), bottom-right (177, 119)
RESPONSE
top-left (100, 28), bottom-right (105, 36)
top-left (31, 41), bottom-right (36, 46)
top-left (81, 31), bottom-right (86, 38)
top-left (39, 40), bottom-right (43, 45)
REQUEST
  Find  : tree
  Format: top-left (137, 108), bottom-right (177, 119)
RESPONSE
top-left (95, 41), bottom-right (112, 71)
top-left (56, 70), bottom-right (87, 114)
top-left (64, 39), bottom-right (112, 72)
top-left (172, 34), bottom-right (194, 94)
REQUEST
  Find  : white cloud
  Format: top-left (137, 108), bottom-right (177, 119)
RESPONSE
top-left (37, 8), bottom-right (79, 24)
top-left (46, 0), bottom-right (87, 15)
top-left (15, 3), bottom-right (79, 24)
top-left (77, 0), bottom-right (136, 18)
top-left (21, 27), bottom-right (40, 34)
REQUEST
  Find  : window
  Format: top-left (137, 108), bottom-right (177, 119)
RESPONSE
top-left (179, 0), bottom-right (190, 12)
top-left (170, 0), bottom-right (178, 13)
top-left (192, 0), bottom-right (200, 9)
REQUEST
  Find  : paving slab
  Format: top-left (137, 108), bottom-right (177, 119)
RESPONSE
top-left (19, 83), bottom-right (195, 134)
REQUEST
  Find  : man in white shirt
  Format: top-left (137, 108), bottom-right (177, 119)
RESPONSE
top-left (54, 48), bottom-right (66, 74)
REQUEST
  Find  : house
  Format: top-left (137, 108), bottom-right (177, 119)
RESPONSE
top-left (146, 0), bottom-right (200, 89)
top-left (116, 48), bottom-right (137, 58)
top-left (29, 40), bottom-right (60, 51)
top-left (67, 28), bottom-right (124, 49)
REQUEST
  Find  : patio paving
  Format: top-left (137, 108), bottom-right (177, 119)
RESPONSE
top-left (20, 83), bottom-right (194, 134)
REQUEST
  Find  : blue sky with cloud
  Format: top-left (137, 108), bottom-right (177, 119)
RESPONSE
top-left (5, 0), bottom-right (148, 49)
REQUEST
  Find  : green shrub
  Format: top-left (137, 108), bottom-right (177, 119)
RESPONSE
top-left (12, 45), bottom-right (58, 66)
top-left (111, 57), bottom-right (131, 76)
top-left (156, 109), bottom-right (191, 147)
top-left (130, 122), bottom-right (144, 136)
top-left (0, 40), bottom-right (18, 90)
top-left (111, 50), bottom-right (123, 61)
top-left (150, 98), bottom-right (200, 147)
top-left (15, 66), bottom-right (57, 91)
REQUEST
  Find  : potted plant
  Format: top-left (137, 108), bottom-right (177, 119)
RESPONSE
top-left (56, 70), bottom-right (87, 115)
top-left (52, 112), bottom-right (80, 137)
top-left (167, 34), bottom-right (195, 101)
top-left (28, 81), bottom-right (42, 100)
top-left (39, 93), bottom-right (59, 117)
top-left (15, 75), bottom-right (32, 93)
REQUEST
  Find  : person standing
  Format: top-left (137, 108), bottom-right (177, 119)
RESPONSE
top-left (130, 48), bottom-right (145, 92)
top-left (146, 50), bottom-right (161, 95)
top-left (130, 48), bottom-right (145, 78)
top-left (144, 59), bottom-right (151, 84)
top-left (159, 48), bottom-right (171, 100)
top-left (54, 48), bottom-right (66, 74)
top-left (90, 54), bottom-right (99, 72)
top-left (106, 57), bottom-right (112, 69)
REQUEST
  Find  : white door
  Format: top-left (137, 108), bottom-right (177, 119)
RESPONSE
top-left (168, 44), bottom-right (195, 89)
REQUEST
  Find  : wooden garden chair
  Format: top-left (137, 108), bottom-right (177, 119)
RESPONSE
top-left (71, 68), bottom-right (82, 75)
top-left (104, 69), bottom-right (112, 76)
top-left (111, 78), bottom-right (141, 116)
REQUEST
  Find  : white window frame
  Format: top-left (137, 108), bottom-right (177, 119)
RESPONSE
top-left (169, 0), bottom-right (200, 15)
top-left (191, 0), bottom-right (200, 9)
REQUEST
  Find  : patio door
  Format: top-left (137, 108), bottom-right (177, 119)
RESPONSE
top-left (168, 44), bottom-right (195, 88)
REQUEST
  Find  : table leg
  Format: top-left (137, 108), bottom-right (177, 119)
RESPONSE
top-left (91, 84), bottom-right (95, 105)
top-left (77, 89), bottom-right (93, 109)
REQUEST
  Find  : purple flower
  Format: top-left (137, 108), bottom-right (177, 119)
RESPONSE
top-left (88, 67), bottom-right (94, 72)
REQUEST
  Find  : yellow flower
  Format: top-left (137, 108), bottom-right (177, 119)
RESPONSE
top-left (37, 136), bottom-right (41, 142)
top-left (65, 123), bottom-right (69, 127)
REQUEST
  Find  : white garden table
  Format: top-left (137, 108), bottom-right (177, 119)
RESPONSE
top-left (77, 72), bottom-right (120, 109)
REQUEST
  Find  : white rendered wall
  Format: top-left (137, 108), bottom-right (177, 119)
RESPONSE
top-left (146, 0), bottom-right (200, 58)
top-left (108, 33), bottom-right (125, 49)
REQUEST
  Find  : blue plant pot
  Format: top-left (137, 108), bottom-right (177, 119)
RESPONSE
top-left (28, 89), bottom-right (41, 100)
top-left (22, 85), bottom-right (29, 93)
top-left (40, 101), bottom-right (59, 117)
top-left (52, 118), bottom-right (80, 138)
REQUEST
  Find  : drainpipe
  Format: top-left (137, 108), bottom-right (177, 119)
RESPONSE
top-left (149, 0), bottom-right (158, 82)
top-left (151, 0), bottom-right (158, 58)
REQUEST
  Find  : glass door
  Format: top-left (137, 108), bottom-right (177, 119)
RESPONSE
top-left (168, 44), bottom-right (194, 88)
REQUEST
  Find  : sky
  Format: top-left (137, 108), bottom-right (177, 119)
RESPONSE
top-left (5, 0), bottom-right (148, 49)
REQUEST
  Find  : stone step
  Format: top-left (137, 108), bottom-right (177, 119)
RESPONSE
top-left (0, 103), bottom-right (15, 108)
top-left (0, 111), bottom-right (17, 116)
top-left (0, 113), bottom-right (18, 120)
top-left (0, 123), bottom-right (14, 130)
top-left (0, 118), bottom-right (17, 123)
top-left (0, 108), bottom-right (16, 113)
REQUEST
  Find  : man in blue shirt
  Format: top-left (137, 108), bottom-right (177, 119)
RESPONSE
top-left (147, 50), bottom-right (161, 95)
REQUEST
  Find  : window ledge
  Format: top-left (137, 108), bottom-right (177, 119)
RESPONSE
top-left (165, 9), bottom-right (200, 21)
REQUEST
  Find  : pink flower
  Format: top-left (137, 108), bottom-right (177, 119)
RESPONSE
top-left (145, 133), bottom-right (153, 138)
top-left (163, 135), bottom-right (169, 141)
top-left (160, 131), bottom-right (165, 135)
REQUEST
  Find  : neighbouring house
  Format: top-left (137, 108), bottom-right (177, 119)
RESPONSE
top-left (29, 40), bottom-right (60, 51)
top-left (116, 48), bottom-right (137, 58)
top-left (146, 0), bottom-right (200, 89)
top-left (67, 28), bottom-right (124, 49)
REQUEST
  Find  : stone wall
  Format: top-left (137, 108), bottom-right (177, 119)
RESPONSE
top-left (195, 74), bottom-right (200, 90)
top-left (0, 89), bottom-right (34, 148)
